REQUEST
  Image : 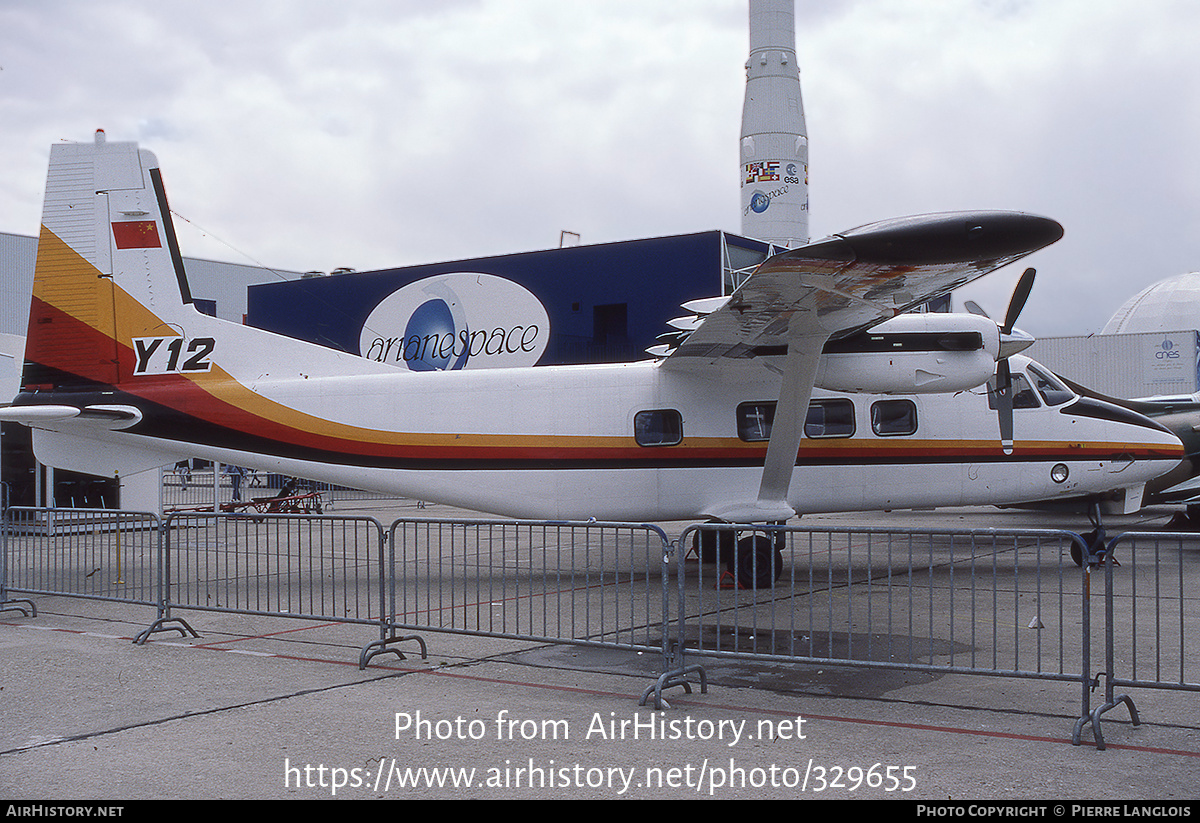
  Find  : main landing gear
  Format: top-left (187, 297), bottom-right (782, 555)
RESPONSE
top-left (691, 526), bottom-right (785, 589)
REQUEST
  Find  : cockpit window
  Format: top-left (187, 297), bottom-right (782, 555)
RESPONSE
top-left (987, 373), bottom-right (1041, 409)
top-left (1026, 365), bottom-right (1075, 406)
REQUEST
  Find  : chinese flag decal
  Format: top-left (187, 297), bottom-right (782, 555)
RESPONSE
top-left (112, 221), bottom-right (162, 249)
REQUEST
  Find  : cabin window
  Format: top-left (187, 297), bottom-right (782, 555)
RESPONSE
top-left (987, 373), bottom-right (1041, 410)
top-left (871, 399), bottom-right (917, 436)
top-left (736, 399), bottom-right (857, 442)
top-left (805, 399), bottom-right (856, 438)
top-left (736, 402), bottom-right (775, 441)
top-left (1026, 365), bottom-right (1074, 406)
top-left (634, 409), bottom-right (683, 446)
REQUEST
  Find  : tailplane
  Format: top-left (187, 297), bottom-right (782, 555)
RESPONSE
top-left (23, 130), bottom-right (194, 393)
top-left (5, 133), bottom-right (400, 485)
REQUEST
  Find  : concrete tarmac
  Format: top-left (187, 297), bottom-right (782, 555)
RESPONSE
top-left (2, 500), bottom-right (1199, 802)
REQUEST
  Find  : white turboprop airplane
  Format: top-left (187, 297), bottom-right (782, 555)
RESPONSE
top-left (0, 135), bottom-right (1185, 571)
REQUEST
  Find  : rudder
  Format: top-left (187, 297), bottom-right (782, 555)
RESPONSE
top-left (23, 130), bottom-right (195, 392)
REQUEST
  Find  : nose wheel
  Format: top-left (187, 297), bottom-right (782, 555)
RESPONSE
top-left (1071, 502), bottom-right (1116, 567)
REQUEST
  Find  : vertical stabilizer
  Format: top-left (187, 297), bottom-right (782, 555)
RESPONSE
top-left (740, 0), bottom-right (809, 247)
top-left (24, 131), bottom-right (194, 391)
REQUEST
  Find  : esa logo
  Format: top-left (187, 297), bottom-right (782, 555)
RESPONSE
top-left (132, 336), bottom-right (215, 375)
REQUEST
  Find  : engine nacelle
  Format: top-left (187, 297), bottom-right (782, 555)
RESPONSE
top-left (814, 313), bottom-right (1000, 394)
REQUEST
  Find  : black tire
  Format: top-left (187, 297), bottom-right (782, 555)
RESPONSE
top-left (729, 534), bottom-right (784, 589)
top-left (692, 528), bottom-right (734, 564)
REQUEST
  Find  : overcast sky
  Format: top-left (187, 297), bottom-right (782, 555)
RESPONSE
top-left (1, 0), bottom-right (1197, 336)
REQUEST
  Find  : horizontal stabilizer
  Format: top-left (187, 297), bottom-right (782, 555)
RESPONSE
top-left (0, 403), bottom-right (142, 430)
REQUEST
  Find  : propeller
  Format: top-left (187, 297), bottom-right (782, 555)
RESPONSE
top-left (992, 268), bottom-right (1037, 455)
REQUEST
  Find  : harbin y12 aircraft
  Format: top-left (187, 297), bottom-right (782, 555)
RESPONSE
top-left (0, 134), bottom-right (1184, 562)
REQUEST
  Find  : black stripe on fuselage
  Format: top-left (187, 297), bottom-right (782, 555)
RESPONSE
top-left (12, 383), bottom-right (1176, 473)
top-left (1059, 397), bottom-right (1177, 435)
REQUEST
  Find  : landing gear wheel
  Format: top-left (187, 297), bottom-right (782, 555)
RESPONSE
top-left (692, 528), bottom-right (734, 564)
top-left (1071, 503), bottom-right (1113, 567)
top-left (728, 534), bottom-right (784, 589)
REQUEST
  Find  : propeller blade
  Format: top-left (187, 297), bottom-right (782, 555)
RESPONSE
top-left (1002, 268), bottom-right (1036, 334)
top-left (964, 300), bottom-right (990, 318)
top-left (995, 359), bottom-right (1015, 455)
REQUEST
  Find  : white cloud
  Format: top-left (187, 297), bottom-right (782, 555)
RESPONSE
top-left (1, 0), bottom-right (1196, 335)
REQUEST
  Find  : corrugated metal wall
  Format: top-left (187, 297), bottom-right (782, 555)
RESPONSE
top-left (1026, 330), bottom-right (1200, 399)
top-left (0, 232), bottom-right (36, 336)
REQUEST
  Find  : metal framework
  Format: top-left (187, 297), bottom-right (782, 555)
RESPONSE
top-left (4, 507), bottom-right (1198, 749)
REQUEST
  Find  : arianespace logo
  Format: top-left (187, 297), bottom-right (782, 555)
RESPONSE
top-left (359, 273), bottom-right (550, 371)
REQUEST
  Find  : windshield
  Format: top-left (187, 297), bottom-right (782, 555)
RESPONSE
top-left (1026, 364), bottom-right (1075, 406)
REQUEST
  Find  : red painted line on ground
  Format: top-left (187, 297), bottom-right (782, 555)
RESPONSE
top-left (8, 619), bottom-right (1199, 758)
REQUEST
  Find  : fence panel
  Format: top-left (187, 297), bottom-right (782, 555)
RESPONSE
top-left (140, 512), bottom-right (388, 651)
top-left (385, 519), bottom-right (671, 662)
top-left (2, 507), bottom-right (161, 608)
top-left (1075, 531), bottom-right (1200, 749)
top-left (666, 524), bottom-right (1092, 709)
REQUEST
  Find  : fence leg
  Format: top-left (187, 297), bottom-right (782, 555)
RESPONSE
top-left (134, 615), bottom-right (200, 645)
top-left (639, 665), bottom-right (707, 711)
top-left (359, 631), bottom-right (428, 669)
top-left (1073, 677), bottom-right (1141, 751)
top-left (639, 642), bottom-right (707, 710)
top-left (0, 597), bottom-right (36, 617)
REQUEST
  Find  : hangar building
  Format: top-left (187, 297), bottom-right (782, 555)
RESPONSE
top-left (246, 231), bottom-right (772, 368)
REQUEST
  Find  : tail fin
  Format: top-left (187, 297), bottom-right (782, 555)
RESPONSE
top-left (23, 130), bottom-right (194, 392)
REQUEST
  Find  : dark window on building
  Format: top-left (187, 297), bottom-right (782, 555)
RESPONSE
top-left (871, 399), bottom-right (918, 436)
top-left (805, 399), bottom-right (856, 438)
top-left (593, 303), bottom-right (628, 344)
top-left (634, 409), bottom-right (683, 446)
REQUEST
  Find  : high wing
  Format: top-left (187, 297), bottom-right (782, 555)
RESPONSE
top-left (659, 211), bottom-right (1064, 522)
top-left (660, 211), bottom-right (1064, 369)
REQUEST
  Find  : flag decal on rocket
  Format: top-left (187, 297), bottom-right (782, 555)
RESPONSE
top-left (745, 161), bottom-right (781, 183)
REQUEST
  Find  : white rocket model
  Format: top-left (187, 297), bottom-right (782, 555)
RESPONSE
top-left (740, 0), bottom-right (809, 247)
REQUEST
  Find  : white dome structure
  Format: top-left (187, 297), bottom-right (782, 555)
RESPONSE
top-left (1103, 272), bottom-right (1200, 334)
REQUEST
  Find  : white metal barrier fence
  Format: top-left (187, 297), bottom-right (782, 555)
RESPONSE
top-left (1073, 530), bottom-right (1200, 750)
top-left (370, 519), bottom-right (672, 670)
top-left (137, 512), bottom-right (404, 664)
top-left (5, 508), bottom-right (1199, 750)
top-left (662, 523), bottom-right (1096, 713)
top-left (1, 508), bottom-right (161, 615)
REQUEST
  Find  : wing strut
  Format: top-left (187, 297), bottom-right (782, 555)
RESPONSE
top-left (755, 327), bottom-right (825, 521)
top-left (704, 316), bottom-right (828, 524)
